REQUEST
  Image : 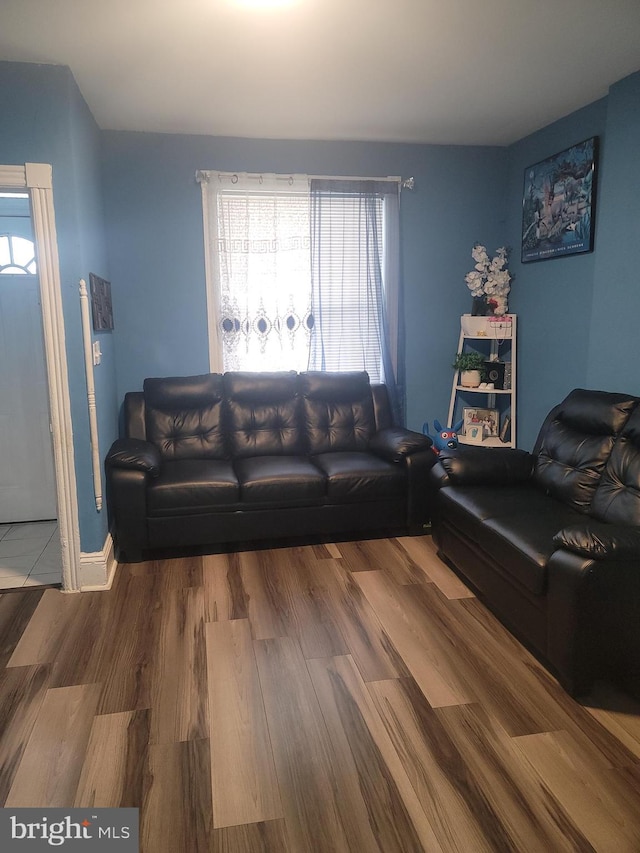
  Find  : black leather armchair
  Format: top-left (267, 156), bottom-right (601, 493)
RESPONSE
top-left (106, 371), bottom-right (436, 561)
top-left (430, 389), bottom-right (640, 698)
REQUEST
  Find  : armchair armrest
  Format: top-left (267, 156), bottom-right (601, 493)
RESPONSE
top-left (434, 446), bottom-right (533, 487)
top-left (369, 427), bottom-right (432, 463)
top-left (105, 438), bottom-right (161, 477)
top-left (554, 520), bottom-right (640, 561)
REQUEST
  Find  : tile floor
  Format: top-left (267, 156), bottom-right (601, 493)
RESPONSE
top-left (0, 520), bottom-right (62, 589)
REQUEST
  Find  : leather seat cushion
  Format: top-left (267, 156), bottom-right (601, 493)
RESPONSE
top-left (437, 485), bottom-right (544, 545)
top-left (439, 484), bottom-right (548, 522)
top-left (438, 485), bottom-right (585, 594)
top-left (148, 459), bottom-right (239, 516)
top-left (234, 456), bottom-right (326, 504)
top-left (482, 503), bottom-right (586, 595)
top-left (312, 452), bottom-right (405, 502)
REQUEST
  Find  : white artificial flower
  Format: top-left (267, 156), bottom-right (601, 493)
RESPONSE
top-left (465, 244), bottom-right (512, 304)
top-left (471, 244), bottom-right (488, 264)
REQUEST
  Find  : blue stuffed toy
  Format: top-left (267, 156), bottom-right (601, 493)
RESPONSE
top-left (423, 418), bottom-right (464, 454)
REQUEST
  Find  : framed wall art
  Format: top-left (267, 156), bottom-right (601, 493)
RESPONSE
top-left (521, 136), bottom-right (598, 263)
top-left (89, 272), bottom-right (114, 330)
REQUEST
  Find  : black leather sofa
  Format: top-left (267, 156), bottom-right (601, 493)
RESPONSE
top-left (105, 371), bottom-right (435, 562)
top-left (429, 388), bottom-right (640, 697)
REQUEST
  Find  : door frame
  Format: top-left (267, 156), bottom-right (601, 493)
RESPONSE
top-left (0, 164), bottom-right (81, 592)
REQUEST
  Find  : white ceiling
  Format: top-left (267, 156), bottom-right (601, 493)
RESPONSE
top-left (1, 0), bottom-right (640, 146)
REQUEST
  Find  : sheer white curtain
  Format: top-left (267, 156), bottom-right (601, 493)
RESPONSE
top-left (201, 173), bottom-right (312, 372)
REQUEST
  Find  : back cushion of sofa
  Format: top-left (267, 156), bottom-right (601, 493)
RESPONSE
top-left (592, 403), bottom-right (640, 525)
top-left (533, 389), bottom-right (637, 513)
top-left (144, 374), bottom-right (227, 460)
top-left (224, 372), bottom-right (304, 458)
top-left (301, 371), bottom-right (375, 454)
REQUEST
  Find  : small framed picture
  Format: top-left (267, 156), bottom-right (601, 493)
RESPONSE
top-left (89, 272), bottom-right (114, 331)
top-left (463, 407), bottom-right (499, 439)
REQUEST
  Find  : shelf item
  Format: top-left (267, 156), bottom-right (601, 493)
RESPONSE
top-left (448, 314), bottom-right (517, 448)
top-left (460, 315), bottom-right (513, 338)
top-left (453, 385), bottom-right (511, 395)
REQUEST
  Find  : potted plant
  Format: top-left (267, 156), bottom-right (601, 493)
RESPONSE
top-left (453, 351), bottom-right (486, 388)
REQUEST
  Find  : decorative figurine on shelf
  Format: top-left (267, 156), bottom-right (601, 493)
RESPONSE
top-left (423, 419), bottom-right (464, 454)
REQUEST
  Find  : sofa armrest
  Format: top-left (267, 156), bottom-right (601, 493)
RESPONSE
top-left (369, 427), bottom-right (432, 463)
top-left (554, 521), bottom-right (640, 561)
top-left (546, 545), bottom-right (640, 695)
top-left (105, 438), bottom-right (161, 477)
top-left (105, 439), bottom-right (158, 561)
top-left (433, 446), bottom-right (534, 487)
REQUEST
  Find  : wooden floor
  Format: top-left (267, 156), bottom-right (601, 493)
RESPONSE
top-left (1, 534), bottom-right (640, 852)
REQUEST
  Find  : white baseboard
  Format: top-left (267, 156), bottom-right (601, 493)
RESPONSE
top-left (78, 532), bottom-right (118, 591)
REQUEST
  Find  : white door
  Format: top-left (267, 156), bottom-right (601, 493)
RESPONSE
top-left (0, 246), bottom-right (57, 522)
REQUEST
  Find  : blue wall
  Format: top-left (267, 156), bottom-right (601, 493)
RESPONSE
top-left (102, 132), bottom-right (507, 431)
top-left (504, 98), bottom-right (608, 449)
top-left (587, 72), bottom-right (640, 393)
top-left (66, 67), bottom-right (119, 551)
top-left (504, 68), bottom-right (640, 449)
top-left (0, 62), bottom-right (117, 552)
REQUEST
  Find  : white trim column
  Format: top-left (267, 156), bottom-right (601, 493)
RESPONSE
top-left (0, 163), bottom-right (82, 591)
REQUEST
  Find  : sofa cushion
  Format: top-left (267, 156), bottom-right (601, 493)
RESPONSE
top-left (592, 404), bottom-right (640, 526)
top-left (148, 459), bottom-right (239, 516)
top-left (533, 389), bottom-right (637, 514)
top-left (301, 371), bottom-right (376, 454)
top-left (312, 451), bottom-right (404, 502)
top-left (224, 372), bottom-right (305, 458)
top-left (234, 456), bottom-right (326, 504)
top-left (437, 485), bottom-right (547, 545)
top-left (482, 503), bottom-right (588, 595)
top-left (437, 485), bottom-right (585, 594)
top-left (144, 374), bottom-right (227, 460)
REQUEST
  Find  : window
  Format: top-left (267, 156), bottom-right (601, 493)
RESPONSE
top-left (0, 234), bottom-right (36, 274)
top-left (200, 171), bottom-right (402, 415)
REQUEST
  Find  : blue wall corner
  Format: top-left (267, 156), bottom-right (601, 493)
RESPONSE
top-left (504, 97), bottom-right (609, 449)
